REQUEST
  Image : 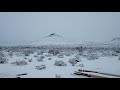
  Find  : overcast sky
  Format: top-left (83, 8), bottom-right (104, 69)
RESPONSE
top-left (0, 12), bottom-right (120, 43)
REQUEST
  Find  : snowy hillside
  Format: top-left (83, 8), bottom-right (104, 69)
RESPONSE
top-left (102, 37), bottom-right (120, 47)
top-left (31, 33), bottom-right (104, 47)
top-left (32, 33), bottom-right (66, 46)
top-left (1, 33), bottom-right (120, 48)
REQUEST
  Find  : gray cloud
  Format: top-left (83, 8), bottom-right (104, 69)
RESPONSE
top-left (0, 12), bottom-right (120, 43)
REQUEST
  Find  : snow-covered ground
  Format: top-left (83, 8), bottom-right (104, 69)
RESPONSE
top-left (0, 48), bottom-right (120, 78)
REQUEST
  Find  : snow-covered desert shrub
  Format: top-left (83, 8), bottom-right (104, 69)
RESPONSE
top-left (37, 57), bottom-right (43, 62)
top-left (37, 56), bottom-right (45, 62)
top-left (111, 51), bottom-right (119, 56)
top-left (68, 58), bottom-right (78, 66)
top-left (0, 56), bottom-right (8, 64)
top-left (8, 51), bottom-right (13, 58)
top-left (112, 47), bottom-right (120, 53)
top-left (35, 65), bottom-right (46, 70)
top-left (65, 53), bottom-right (71, 56)
top-left (78, 64), bottom-right (84, 67)
top-left (75, 54), bottom-right (81, 59)
top-left (100, 50), bottom-right (114, 57)
top-left (118, 56), bottom-right (120, 60)
top-left (57, 54), bottom-right (64, 58)
top-left (24, 53), bottom-right (29, 56)
top-left (48, 58), bottom-right (52, 60)
top-left (41, 56), bottom-right (45, 59)
top-left (37, 51), bottom-right (43, 55)
top-left (54, 60), bottom-right (67, 66)
top-left (87, 53), bottom-right (99, 60)
top-left (11, 60), bottom-right (28, 66)
top-left (45, 54), bottom-right (52, 57)
top-left (15, 53), bottom-right (22, 57)
top-left (101, 50), bottom-right (118, 57)
top-left (76, 47), bottom-right (83, 55)
top-left (48, 49), bottom-right (59, 56)
top-left (34, 55), bottom-right (38, 57)
top-left (28, 59), bottom-right (32, 62)
top-left (22, 49), bottom-right (34, 56)
top-left (24, 57), bottom-right (27, 59)
top-left (0, 52), bottom-right (5, 57)
top-left (55, 74), bottom-right (61, 78)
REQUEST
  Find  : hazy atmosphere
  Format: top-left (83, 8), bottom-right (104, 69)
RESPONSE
top-left (1, 12), bottom-right (120, 78)
top-left (0, 12), bottom-right (120, 43)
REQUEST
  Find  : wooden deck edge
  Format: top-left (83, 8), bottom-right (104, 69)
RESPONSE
top-left (74, 71), bottom-right (108, 78)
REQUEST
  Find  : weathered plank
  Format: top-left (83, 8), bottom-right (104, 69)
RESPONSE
top-left (74, 71), bottom-right (107, 78)
top-left (16, 73), bottom-right (27, 76)
top-left (78, 69), bottom-right (120, 77)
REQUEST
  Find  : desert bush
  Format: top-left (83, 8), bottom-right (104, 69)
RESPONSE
top-left (45, 54), bottom-right (52, 57)
top-left (24, 56), bottom-right (27, 59)
top-left (65, 53), bottom-right (71, 56)
top-left (8, 52), bottom-right (13, 57)
top-left (0, 56), bottom-right (8, 64)
top-left (41, 56), bottom-right (45, 59)
top-left (75, 54), bottom-right (81, 59)
top-left (115, 50), bottom-right (120, 53)
top-left (22, 49), bottom-right (34, 56)
top-left (48, 58), bottom-right (52, 60)
top-left (78, 64), bottom-right (84, 67)
top-left (76, 47), bottom-right (83, 55)
top-left (112, 47), bottom-right (120, 53)
top-left (68, 58), bottom-right (78, 66)
top-left (35, 65), bottom-right (46, 70)
top-left (118, 56), bottom-right (120, 60)
top-left (87, 53), bottom-right (99, 60)
top-left (101, 50), bottom-right (118, 57)
top-left (37, 51), bottom-right (43, 55)
top-left (48, 49), bottom-right (59, 56)
top-left (111, 51), bottom-right (119, 56)
top-left (15, 53), bottom-right (22, 57)
top-left (101, 51), bottom-right (111, 57)
top-left (34, 55), bottom-right (38, 57)
top-left (37, 56), bottom-right (45, 62)
top-left (0, 52), bottom-right (5, 57)
top-left (28, 59), bottom-right (32, 62)
top-left (54, 60), bottom-right (67, 66)
top-left (11, 60), bottom-right (28, 66)
top-left (55, 74), bottom-right (61, 78)
top-left (57, 54), bottom-right (64, 58)
top-left (37, 57), bottom-right (43, 62)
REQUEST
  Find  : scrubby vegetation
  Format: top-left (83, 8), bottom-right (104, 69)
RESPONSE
top-left (8, 51), bottom-right (13, 58)
top-left (0, 52), bottom-right (5, 57)
top-left (68, 58), bottom-right (78, 66)
top-left (0, 56), bottom-right (8, 64)
top-left (11, 60), bottom-right (28, 66)
top-left (118, 56), bottom-right (120, 60)
top-left (55, 74), bottom-right (61, 78)
top-left (37, 51), bottom-right (43, 55)
top-left (35, 65), bottom-right (46, 70)
top-left (54, 60), bottom-right (67, 66)
top-left (48, 49), bottom-right (59, 56)
top-left (87, 53), bottom-right (99, 60)
top-left (48, 58), bottom-right (52, 60)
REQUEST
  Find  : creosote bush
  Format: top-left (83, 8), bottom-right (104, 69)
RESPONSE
top-left (54, 60), bottom-right (67, 66)
top-left (68, 58), bottom-right (78, 66)
top-left (0, 56), bottom-right (8, 64)
top-left (8, 52), bottom-right (13, 58)
top-left (11, 60), bottom-right (28, 66)
top-left (35, 65), bottom-right (46, 70)
top-left (87, 53), bottom-right (99, 60)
